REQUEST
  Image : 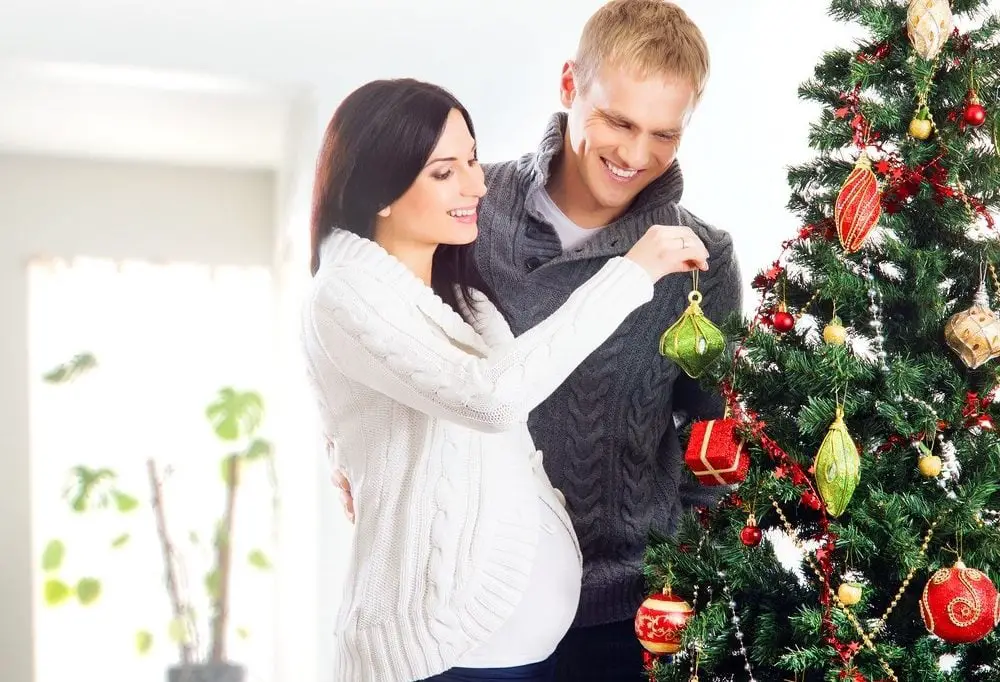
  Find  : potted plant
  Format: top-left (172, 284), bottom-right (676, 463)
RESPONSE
top-left (39, 353), bottom-right (276, 682)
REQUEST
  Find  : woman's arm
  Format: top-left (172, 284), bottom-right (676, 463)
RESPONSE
top-left (306, 256), bottom-right (653, 433)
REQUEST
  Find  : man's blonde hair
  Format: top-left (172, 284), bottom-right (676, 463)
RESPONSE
top-left (573, 0), bottom-right (710, 100)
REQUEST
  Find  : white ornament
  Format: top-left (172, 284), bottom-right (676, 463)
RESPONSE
top-left (907, 0), bottom-right (954, 61)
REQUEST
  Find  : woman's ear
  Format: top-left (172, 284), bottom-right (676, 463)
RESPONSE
top-left (377, 206), bottom-right (391, 218)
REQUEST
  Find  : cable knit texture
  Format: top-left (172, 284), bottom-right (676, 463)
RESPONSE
top-left (474, 112), bottom-right (744, 628)
top-left (301, 229), bottom-right (654, 682)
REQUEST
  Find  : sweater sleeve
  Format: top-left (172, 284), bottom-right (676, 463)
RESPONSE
top-left (307, 256), bottom-right (654, 433)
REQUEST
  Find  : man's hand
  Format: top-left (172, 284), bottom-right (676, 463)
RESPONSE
top-left (625, 224), bottom-right (710, 283)
top-left (331, 468), bottom-right (355, 524)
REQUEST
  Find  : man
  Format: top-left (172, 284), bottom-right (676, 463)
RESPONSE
top-left (336, 1), bottom-right (742, 679)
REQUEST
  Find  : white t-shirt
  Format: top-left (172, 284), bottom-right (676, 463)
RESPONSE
top-left (530, 188), bottom-right (606, 250)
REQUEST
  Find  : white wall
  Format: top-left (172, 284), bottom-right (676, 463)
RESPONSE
top-left (0, 154), bottom-right (275, 682)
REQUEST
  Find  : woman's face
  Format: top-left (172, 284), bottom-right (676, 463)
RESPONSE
top-left (376, 108), bottom-right (487, 249)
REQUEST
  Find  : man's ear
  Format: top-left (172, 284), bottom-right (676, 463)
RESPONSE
top-left (559, 60), bottom-right (578, 109)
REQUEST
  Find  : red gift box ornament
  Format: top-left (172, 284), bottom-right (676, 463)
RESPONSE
top-left (684, 418), bottom-right (749, 486)
top-left (634, 585), bottom-right (695, 655)
top-left (835, 152), bottom-right (882, 253)
top-left (920, 559), bottom-right (1000, 644)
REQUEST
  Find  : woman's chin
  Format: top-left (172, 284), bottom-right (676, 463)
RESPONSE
top-left (443, 224), bottom-right (479, 245)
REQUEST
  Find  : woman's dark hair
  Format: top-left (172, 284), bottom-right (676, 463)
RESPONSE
top-left (310, 78), bottom-right (494, 322)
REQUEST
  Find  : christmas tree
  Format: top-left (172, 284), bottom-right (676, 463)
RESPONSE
top-left (640, 1), bottom-right (1000, 680)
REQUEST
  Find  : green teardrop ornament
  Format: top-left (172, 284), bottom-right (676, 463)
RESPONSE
top-left (813, 405), bottom-right (861, 517)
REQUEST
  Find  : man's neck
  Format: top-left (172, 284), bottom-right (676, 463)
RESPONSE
top-left (545, 134), bottom-right (624, 229)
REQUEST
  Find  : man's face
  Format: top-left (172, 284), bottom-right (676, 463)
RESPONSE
top-left (561, 63), bottom-right (697, 214)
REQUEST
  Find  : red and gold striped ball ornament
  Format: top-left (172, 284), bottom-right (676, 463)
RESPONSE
top-left (634, 586), bottom-right (695, 654)
top-left (835, 152), bottom-right (882, 253)
top-left (920, 559), bottom-right (1000, 644)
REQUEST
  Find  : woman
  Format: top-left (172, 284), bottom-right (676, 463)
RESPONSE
top-left (302, 78), bottom-right (709, 682)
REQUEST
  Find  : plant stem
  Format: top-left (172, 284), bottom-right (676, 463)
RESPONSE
top-left (210, 455), bottom-right (239, 662)
top-left (146, 458), bottom-right (194, 665)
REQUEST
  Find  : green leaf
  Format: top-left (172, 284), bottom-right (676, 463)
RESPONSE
top-left (111, 533), bottom-right (130, 548)
top-left (244, 438), bottom-right (272, 460)
top-left (204, 570), bottom-right (221, 600)
top-left (64, 466), bottom-right (116, 513)
top-left (75, 578), bottom-right (101, 605)
top-left (248, 550), bottom-right (271, 570)
top-left (206, 388), bottom-right (264, 441)
top-left (111, 490), bottom-right (139, 512)
top-left (43, 579), bottom-right (71, 606)
top-left (168, 618), bottom-right (189, 644)
top-left (42, 352), bottom-right (97, 384)
top-left (136, 630), bottom-right (153, 654)
top-left (41, 540), bottom-right (65, 571)
top-left (236, 627), bottom-right (249, 640)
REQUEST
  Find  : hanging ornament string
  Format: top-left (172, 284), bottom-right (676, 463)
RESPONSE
top-left (689, 647), bottom-right (700, 682)
top-left (860, 256), bottom-right (888, 370)
top-left (988, 263), bottom-right (1000, 305)
top-left (717, 570), bottom-right (756, 681)
top-left (909, 54), bottom-right (943, 140)
top-left (681, 530), bottom-right (757, 681)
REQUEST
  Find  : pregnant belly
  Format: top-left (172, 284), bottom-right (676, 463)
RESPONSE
top-left (456, 498), bottom-right (582, 668)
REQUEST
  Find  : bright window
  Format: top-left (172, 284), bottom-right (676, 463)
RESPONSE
top-left (28, 256), bottom-right (279, 682)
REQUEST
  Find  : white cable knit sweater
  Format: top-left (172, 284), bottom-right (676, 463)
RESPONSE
top-left (301, 229), bottom-right (654, 682)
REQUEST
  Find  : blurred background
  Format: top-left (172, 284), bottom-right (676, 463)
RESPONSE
top-left (0, 1), bottom-right (957, 681)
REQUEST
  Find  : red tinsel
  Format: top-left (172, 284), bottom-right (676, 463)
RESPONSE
top-left (879, 153), bottom-right (995, 230)
top-left (855, 40), bottom-right (891, 64)
top-left (962, 390), bottom-right (998, 428)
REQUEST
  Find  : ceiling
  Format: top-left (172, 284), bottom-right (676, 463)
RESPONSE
top-left (0, 0), bottom-right (608, 169)
top-left (0, 59), bottom-right (298, 169)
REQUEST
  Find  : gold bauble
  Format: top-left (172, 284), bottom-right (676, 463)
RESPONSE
top-left (944, 282), bottom-right (1000, 369)
top-left (909, 117), bottom-right (933, 140)
top-left (838, 582), bottom-right (863, 606)
top-left (919, 455), bottom-right (943, 477)
top-left (907, 0), bottom-right (954, 60)
top-left (823, 317), bottom-right (847, 345)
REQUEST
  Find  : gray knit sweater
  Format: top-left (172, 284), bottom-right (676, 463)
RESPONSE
top-left (473, 112), bottom-right (743, 628)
